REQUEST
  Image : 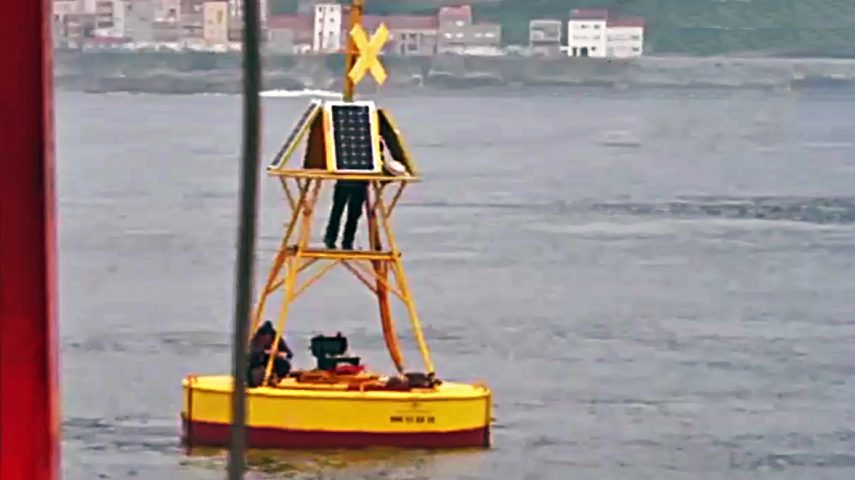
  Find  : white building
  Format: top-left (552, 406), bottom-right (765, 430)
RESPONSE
top-left (53, 0), bottom-right (80, 20)
top-left (93, 0), bottom-right (126, 38)
top-left (567, 9), bottom-right (645, 59)
top-left (606, 18), bottom-right (645, 58)
top-left (312, 3), bottom-right (342, 52)
top-left (203, 1), bottom-right (229, 44)
top-left (228, 0), bottom-right (267, 24)
top-left (125, 0), bottom-right (156, 42)
top-left (529, 19), bottom-right (562, 56)
top-left (567, 9), bottom-right (608, 58)
top-left (154, 0), bottom-right (180, 21)
top-left (80, 0), bottom-right (98, 13)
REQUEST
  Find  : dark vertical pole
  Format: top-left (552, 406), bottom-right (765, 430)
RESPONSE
top-left (0, 1), bottom-right (60, 480)
top-left (228, 0), bottom-right (262, 477)
top-left (343, 0), bottom-right (363, 102)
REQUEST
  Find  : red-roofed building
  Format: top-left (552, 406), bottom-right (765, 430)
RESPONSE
top-left (267, 14), bottom-right (313, 31)
top-left (266, 4), bottom-right (500, 57)
top-left (605, 17), bottom-right (645, 58)
top-left (267, 14), bottom-right (314, 53)
top-left (385, 15), bottom-right (438, 56)
top-left (436, 5), bottom-right (501, 55)
top-left (570, 9), bottom-right (609, 21)
top-left (567, 8), bottom-right (645, 59)
top-left (341, 14), bottom-right (438, 56)
top-left (608, 17), bottom-right (646, 28)
top-left (438, 5), bottom-right (472, 29)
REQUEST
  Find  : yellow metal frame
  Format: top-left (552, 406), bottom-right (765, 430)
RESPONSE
top-left (269, 169), bottom-right (420, 182)
top-left (252, 0), bottom-right (437, 387)
top-left (253, 178), bottom-right (435, 386)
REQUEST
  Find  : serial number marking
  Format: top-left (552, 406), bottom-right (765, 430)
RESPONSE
top-left (390, 415), bottom-right (435, 424)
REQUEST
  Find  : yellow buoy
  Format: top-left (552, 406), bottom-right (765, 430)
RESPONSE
top-left (181, 0), bottom-right (492, 449)
top-left (182, 376), bottom-right (491, 448)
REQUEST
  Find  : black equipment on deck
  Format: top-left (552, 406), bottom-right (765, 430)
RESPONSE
top-left (310, 332), bottom-right (361, 371)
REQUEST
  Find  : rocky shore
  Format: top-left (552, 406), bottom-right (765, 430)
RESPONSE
top-left (55, 49), bottom-right (855, 94)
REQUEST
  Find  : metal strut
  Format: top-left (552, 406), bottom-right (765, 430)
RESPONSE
top-left (254, 180), bottom-right (437, 386)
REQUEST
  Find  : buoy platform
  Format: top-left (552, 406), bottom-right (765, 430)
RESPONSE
top-left (181, 0), bottom-right (492, 450)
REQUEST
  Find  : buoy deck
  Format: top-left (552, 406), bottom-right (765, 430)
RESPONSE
top-left (182, 375), bottom-right (492, 449)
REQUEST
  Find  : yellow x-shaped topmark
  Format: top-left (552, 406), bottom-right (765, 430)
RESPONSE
top-left (348, 23), bottom-right (389, 85)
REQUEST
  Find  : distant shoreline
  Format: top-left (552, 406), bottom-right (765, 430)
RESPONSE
top-left (55, 50), bottom-right (855, 95)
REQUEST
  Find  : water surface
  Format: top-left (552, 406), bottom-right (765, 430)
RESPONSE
top-left (59, 88), bottom-right (855, 479)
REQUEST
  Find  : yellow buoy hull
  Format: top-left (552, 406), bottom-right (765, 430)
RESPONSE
top-left (181, 375), bottom-right (492, 449)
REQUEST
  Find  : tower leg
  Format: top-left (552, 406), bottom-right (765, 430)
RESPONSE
top-left (251, 180), bottom-right (311, 337)
top-left (264, 255), bottom-right (299, 385)
top-left (390, 259), bottom-right (436, 375)
top-left (367, 184), bottom-right (405, 373)
top-left (372, 183), bottom-right (435, 375)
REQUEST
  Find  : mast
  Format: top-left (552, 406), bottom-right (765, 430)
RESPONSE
top-left (340, 0), bottom-right (402, 374)
top-left (343, 0), bottom-right (364, 102)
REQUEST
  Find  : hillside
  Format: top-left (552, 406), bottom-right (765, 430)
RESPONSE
top-left (269, 0), bottom-right (855, 56)
top-left (479, 0), bottom-right (855, 56)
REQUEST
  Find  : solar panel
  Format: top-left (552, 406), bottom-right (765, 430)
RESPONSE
top-left (378, 109), bottom-right (413, 175)
top-left (327, 102), bottom-right (380, 173)
top-left (269, 100), bottom-right (321, 169)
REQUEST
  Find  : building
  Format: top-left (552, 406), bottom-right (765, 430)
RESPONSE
top-left (91, 0), bottom-right (132, 39)
top-left (267, 14), bottom-right (314, 53)
top-left (62, 12), bottom-right (97, 46)
top-left (313, 3), bottom-right (342, 52)
top-left (80, 0), bottom-right (98, 14)
top-left (179, 0), bottom-right (205, 42)
top-left (203, 1), bottom-right (229, 44)
top-left (436, 5), bottom-right (471, 54)
top-left (567, 8), bottom-right (608, 58)
top-left (606, 17), bottom-right (645, 58)
top-left (382, 16), bottom-right (437, 56)
top-left (339, 14), bottom-right (437, 56)
top-left (438, 5), bottom-right (471, 30)
top-left (53, 0), bottom-right (82, 44)
top-left (229, 0), bottom-right (268, 25)
top-left (461, 23), bottom-right (501, 55)
top-left (153, 0), bottom-right (180, 22)
top-left (436, 5), bottom-right (501, 55)
top-left (125, 0), bottom-right (156, 42)
top-left (53, 0), bottom-right (80, 22)
top-left (152, 20), bottom-right (182, 42)
top-left (567, 9), bottom-right (645, 59)
top-left (529, 19), bottom-right (562, 56)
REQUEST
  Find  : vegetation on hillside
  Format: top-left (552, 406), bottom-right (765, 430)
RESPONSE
top-left (269, 0), bottom-right (855, 56)
top-left (480, 0), bottom-right (855, 56)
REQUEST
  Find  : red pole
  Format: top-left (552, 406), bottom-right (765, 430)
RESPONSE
top-left (0, 0), bottom-right (60, 479)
